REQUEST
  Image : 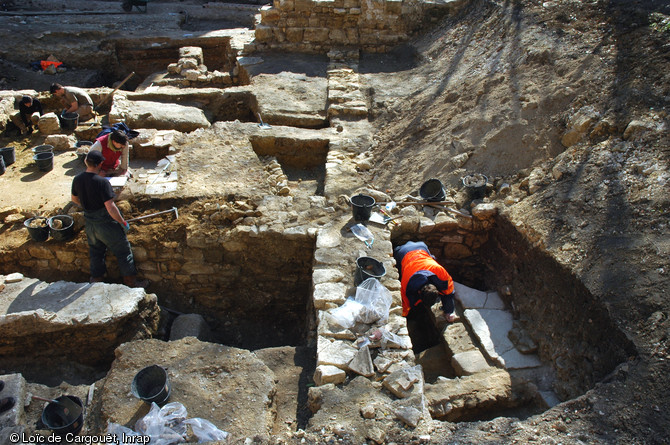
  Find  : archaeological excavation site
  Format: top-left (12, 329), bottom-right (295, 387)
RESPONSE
top-left (0, 0), bottom-right (668, 443)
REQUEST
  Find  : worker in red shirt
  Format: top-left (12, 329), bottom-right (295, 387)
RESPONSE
top-left (394, 240), bottom-right (456, 353)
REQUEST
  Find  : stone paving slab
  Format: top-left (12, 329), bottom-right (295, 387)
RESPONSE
top-left (463, 308), bottom-right (542, 370)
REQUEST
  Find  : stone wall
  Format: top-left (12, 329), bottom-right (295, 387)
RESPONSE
top-left (252, 0), bottom-right (470, 53)
top-left (254, 0), bottom-right (414, 53)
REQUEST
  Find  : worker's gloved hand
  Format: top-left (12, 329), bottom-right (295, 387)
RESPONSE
top-left (122, 221), bottom-right (130, 232)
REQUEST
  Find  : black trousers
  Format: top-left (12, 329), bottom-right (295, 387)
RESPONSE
top-left (406, 304), bottom-right (442, 354)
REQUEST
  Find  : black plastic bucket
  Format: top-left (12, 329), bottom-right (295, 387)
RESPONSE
top-left (350, 194), bottom-right (375, 223)
top-left (24, 217), bottom-right (50, 242)
top-left (76, 141), bottom-right (93, 164)
top-left (48, 215), bottom-right (75, 242)
top-left (0, 146), bottom-right (15, 166)
top-left (355, 256), bottom-right (386, 285)
top-left (462, 174), bottom-right (488, 200)
top-left (420, 178), bottom-right (446, 202)
top-left (0, 156), bottom-right (4, 175)
top-left (131, 365), bottom-right (171, 405)
top-left (60, 112), bottom-right (79, 131)
top-left (34, 152), bottom-right (54, 172)
top-left (41, 395), bottom-right (84, 437)
top-left (32, 144), bottom-right (54, 154)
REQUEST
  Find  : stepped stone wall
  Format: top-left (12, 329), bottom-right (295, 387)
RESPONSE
top-left (253, 0), bottom-right (445, 53)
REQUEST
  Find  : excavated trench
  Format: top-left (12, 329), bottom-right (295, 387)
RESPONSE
top-left (392, 213), bottom-right (637, 419)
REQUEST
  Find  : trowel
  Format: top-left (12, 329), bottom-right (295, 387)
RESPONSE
top-left (257, 113), bottom-right (272, 129)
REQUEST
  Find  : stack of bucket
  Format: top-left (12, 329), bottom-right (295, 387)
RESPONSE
top-left (32, 144), bottom-right (54, 172)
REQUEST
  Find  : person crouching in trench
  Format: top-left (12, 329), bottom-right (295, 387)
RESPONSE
top-left (394, 240), bottom-right (456, 354)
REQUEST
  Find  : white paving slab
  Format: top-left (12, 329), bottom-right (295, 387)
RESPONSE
top-left (463, 308), bottom-right (515, 367)
top-left (484, 291), bottom-right (506, 310)
top-left (454, 282), bottom-right (487, 309)
top-left (500, 348), bottom-right (542, 370)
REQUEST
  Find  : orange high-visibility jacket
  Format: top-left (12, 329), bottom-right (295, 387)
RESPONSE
top-left (400, 249), bottom-right (454, 316)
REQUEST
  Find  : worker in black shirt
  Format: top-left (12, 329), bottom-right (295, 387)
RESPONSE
top-left (11, 95), bottom-right (43, 134)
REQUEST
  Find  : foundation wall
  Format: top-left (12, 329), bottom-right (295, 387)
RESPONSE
top-left (0, 225), bottom-right (315, 350)
top-left (253, 0), bottom-right (428, 53)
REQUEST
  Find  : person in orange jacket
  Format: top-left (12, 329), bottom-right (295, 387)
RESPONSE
top-left (394, 240), bottom-right (456, 353)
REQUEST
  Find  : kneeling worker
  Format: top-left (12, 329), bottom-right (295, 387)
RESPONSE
top-left (394, 240), bottom-right (456, 353)
top-left (71, 150), bottom-right (148, 288)
top-left (50, 83), bottom-right (95, 122)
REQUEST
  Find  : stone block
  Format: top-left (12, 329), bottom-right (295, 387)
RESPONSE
top-left (44, 134), bottom-right (75, 151)
top-left (255, 25), bottom-right (274, 42)
top-left (313, 268), bottom-right (345, 285)
top-left (317, 336), bottom-right (358, 370)
top-left (169, 313), bottom-right (211, 342)
top-left (178, 46), bottom-right (204, 65)
top-left (424, 368), bottom-right (513, 421)
top-left (313, 282), bottom-right (347, 309)
top-left (304, 27), bottom-right (330, 42)
top-left (314, 364), bottom-right (346, 385)
top-left (348, 345), bottom-right (374, 377)
top-left (37, 112), bottom-right (61, 135)
top-left (286, 27), bottom-right (304, 43)
top-left (442, 322), bottom-right (477, 355)
top-left (385, 0), bottom-right (402, 14)
top-left (0, 373), bottom-right (25, 428)
top-left (472, 203), bottom-right (498, 219)
top-left (329, 28), bottom-right (347, 43)
top-left (443, 242), bottom-right (471, 259)
top-left (382, 365), bottom-right (424, 398)
top-left (433, 213), bottom-right (458, 230)
top-left (463, 308), bottom-right (515, 367)
top-left (451, 349), bottom-right (491, 376)
top-left (294, 0), bottom-right (313, 12)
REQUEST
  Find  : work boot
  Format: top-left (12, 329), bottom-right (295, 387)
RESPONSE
top-left (0, 397), bottom-right (15, 414)
top-left (123, 276), bottom-right (150, 289)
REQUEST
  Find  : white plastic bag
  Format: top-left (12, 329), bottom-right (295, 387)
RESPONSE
top-left (328, 297), bottom-right (365, 329)
top-left (107, 423), bottom-right (141, 445)
top-left (380, 328), bottom-right (410, 349)
top-left (184, 418), bottom-right (230, 443)
top-left (109, 401), bottom-right (230, 445)
top-left (350, 224), bottom-right (374, 248)
top-left (134, 402), bottom-right (188, 445)
top-left (354, 278), bottom-right (392, 324)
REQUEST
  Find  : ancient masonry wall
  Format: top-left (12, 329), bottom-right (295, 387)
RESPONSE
top-left (253, 0), bottom-right (425, 53)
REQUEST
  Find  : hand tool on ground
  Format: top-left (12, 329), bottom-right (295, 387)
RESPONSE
top-left (378, 207), bottom-right (400, 226)
top-left (149, 156), bottom-right (175, 185)
top-left (31, 396), bottom-right (68, 414)
top-left (127, 207), bottom-right (179, 223)
top-left (257, 113), bottom-right (272, 129)
top-left (94, 72), bottom-right (135, 112)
